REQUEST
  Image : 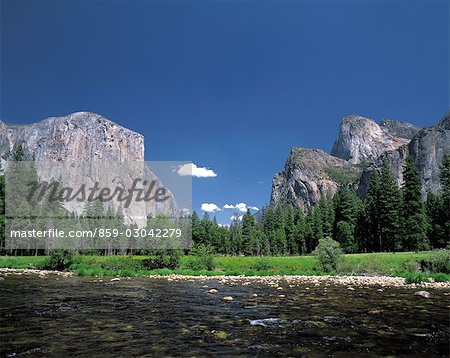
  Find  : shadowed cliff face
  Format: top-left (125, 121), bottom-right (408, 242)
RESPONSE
top-left (0, 112), bottom-right (178, 225)
top-left (271, 114), bottom-right (449, 208)
top-left (357, 114), bottom-right (450, 199)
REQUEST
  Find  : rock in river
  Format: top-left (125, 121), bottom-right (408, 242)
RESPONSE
top-left (414, 291), bottom-right (431, 298)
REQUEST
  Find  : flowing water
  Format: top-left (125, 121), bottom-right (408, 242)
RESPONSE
top-left (0, 275), bottom-right (449, 357)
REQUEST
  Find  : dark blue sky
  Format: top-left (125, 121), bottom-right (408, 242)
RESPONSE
top-left (1, 0), bottom-right (449, 223)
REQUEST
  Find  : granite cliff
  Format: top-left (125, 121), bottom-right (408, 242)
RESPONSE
top-left (271, 113), bottom-right (449, 208)
top-left (357, 113), bottom-right (450, 198)
top-left (0, 112), bottom-right (178, 225)
top-left (271, 148), bottom-right (361, 209)
top-left (331, 115), bottom-right (421, 164)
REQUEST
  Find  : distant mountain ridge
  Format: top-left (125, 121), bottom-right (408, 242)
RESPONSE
top-left (271, 113), bottom-right (450, 209)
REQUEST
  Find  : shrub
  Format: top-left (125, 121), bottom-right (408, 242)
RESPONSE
top-left (430, 273), bottom-right (450, 282)
top-left (252, 258), bottom-right (273, 271)
top-left (142, 256), bottom-right (165, 270)
top-left (313, 238), bottom-right (344, 273)
top-left (44, 250), bottom-right (74, 271)
top-left (400, 260), bottom-right (420, 273)
top-left (420, 251), bottom-right (450, 273)
top-left (355, 258), bottom-right (384, 275)
top-left (186, 244), bottom-right (215, 271)
top-left (142, 250), bottom-right (181, 270)
top-left (101, 256), bottom-right (143, 271)
top-left (165, 250), bottom-right (181, 270)
top-left (403, 272), bottom-right (428, 284)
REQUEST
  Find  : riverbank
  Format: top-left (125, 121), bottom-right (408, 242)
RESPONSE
top-left (1, 268), bottom-right (449, 289)
top-left (0, 251), bottom-right (449, 283)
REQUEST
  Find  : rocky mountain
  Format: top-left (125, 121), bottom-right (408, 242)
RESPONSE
top-left (0, 112), bottom-right (178, 225)
top-left (331, 115), bottom-right (421, 164)
top-left (357, 113), bottom-right (450, 198)
top-left (271, 113), bottom-right (449, 209)
top-left (270, 147), bottom-right (361, 209)
top-left (0, 111), bottom-right (144, 162)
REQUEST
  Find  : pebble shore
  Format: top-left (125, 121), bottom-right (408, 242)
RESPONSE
top-left (1, 268), bottom-right (449, 289)
top-left (161, 274), bottom-right (450, 289)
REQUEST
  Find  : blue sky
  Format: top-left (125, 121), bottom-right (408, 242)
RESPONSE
top-left (1, 0), bottom-right (449, 224)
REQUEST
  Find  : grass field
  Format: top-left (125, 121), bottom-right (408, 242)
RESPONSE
top-left (0, 251), bottom-right (449, 282)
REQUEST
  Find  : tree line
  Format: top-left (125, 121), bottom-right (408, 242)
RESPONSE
top-left (0, 144), bottom-right (449, 256)
top-left (192, 156), bottom-right (450, 255)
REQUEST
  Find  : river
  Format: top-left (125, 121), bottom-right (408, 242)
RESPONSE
top-left (1, 274), bottom-right (449, 357)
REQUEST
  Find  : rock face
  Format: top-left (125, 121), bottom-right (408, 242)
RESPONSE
top-left (0, 112), bottom-right (144, 162)
top-left (380, 119), bottom-right (422, 140)
top-left (0, 112), bottom-right (178, 225)
top-left (357, 114), bottom-right (450, 198)
top-left (270, 148), bottom-right (361, 209)
top-left (331, 115), bottom-right (421, 164)
top-left (272, 113), bottom-right (448, 208)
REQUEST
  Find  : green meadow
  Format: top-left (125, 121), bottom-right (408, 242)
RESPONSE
top-left (0, 251), bottom-right (448, 283)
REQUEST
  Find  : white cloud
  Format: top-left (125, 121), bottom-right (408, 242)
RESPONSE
top-left (177, 163), bottom-right (217, 178)
top-left (230, 215), bottom-right (243, 221)
top-left (223, 202), bottom-right (259, 212)
top-left (237, 203), bottom-right (249, 212)
top-left (201, 203), bottom-right (221, 213)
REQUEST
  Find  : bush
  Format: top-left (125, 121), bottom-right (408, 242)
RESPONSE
top-left (403, 272), bottom-right (428, 284)
top-left (142, 256), bottom-right (165, 270)
top-left (142, 250), bottom-right (181, 270)
top-left (354, 258), bottom-right (384, 275)
top-left (401, 260), bottom-right (420, 273)
top-left (186, 244), bottom-right (215, 271)
top-left (101, 256), bottom-right (143, 271)
top-left (252, 258), bottom-right (273, 271)
top-left (313, 238), bottom-right (344, 273)
top-left (420, 251), bottom-right (450, 273)
top-left (44, 250), bottom-right (74, 271)
top-left (430, 273), bottom-right (450, 282)
top-left (164, 250), bottom-right (181, 270)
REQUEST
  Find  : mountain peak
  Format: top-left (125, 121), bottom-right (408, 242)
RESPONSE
top-left (331, 115), bottom-right (419, 164)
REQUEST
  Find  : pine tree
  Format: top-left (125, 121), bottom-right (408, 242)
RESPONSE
top-left (229, 217), bottom-right (243, 255)
top-left (200, 212), bottom-right (213, 248)
top-left (292, 207), bottom-right (306, 255)
top-left (242, 209), bottom-right (258, 255)
top-left (362, 170), bottom-right (382, 252)
top-left (426, 191), bottom-right (446, 248)
top-left (284, 206), bottom-right (297, 255)
top-left (319, 196), bottom-right (334, 239)
top-left (191, 211), bottom-right (203, 245)
top-left (83, 199), bottom-right (105, 253)
top-left (401, 157), bottom-right (429, 251)
top-left (440, 155), bottom-right (450, 247)
top-left (378, 160), bottom-right (402, 251)
top-left (12, 144), bottom-right (24, 161)
top-left (333, 187), bottom-right (361, 253)
top-left (335, 221), bottom-right (355, 253)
